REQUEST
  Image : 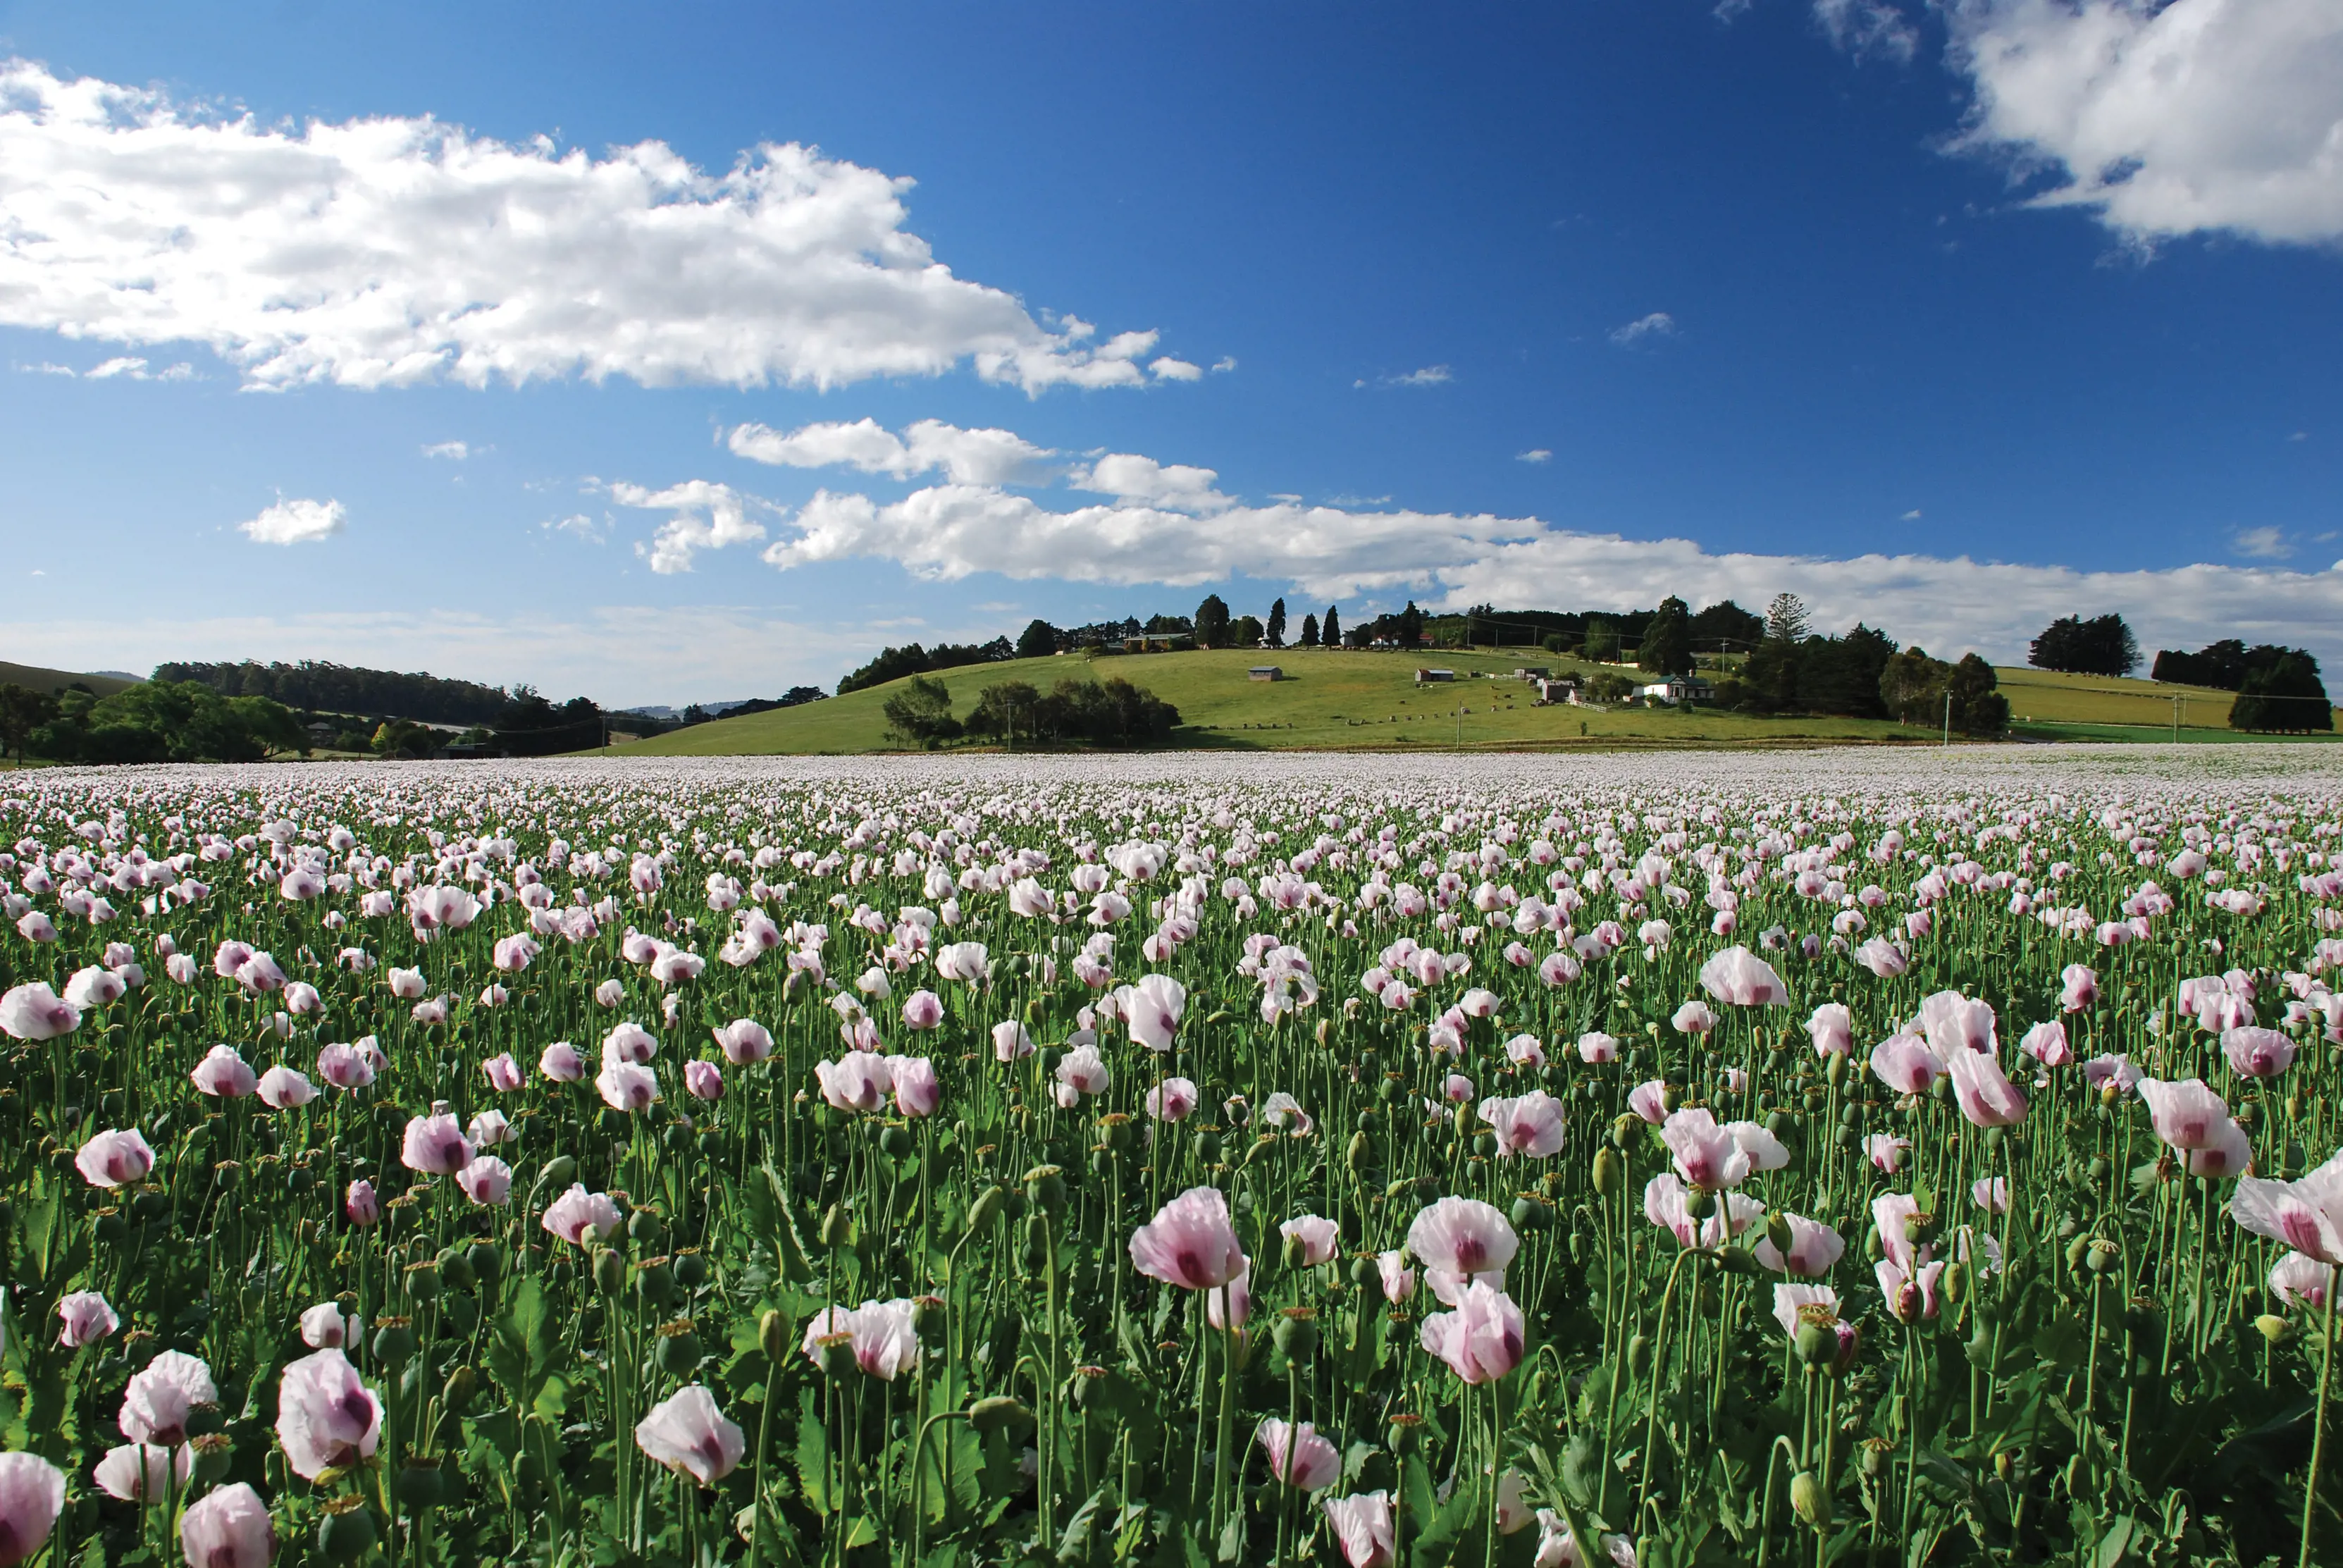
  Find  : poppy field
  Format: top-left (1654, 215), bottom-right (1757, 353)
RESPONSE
top-left (2, 748), bottom-right (2342, 1568)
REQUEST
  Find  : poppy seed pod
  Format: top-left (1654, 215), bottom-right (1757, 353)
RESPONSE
top-left (372, 1317), bottom-right (416, 1366)
top-left (1794, 1318), bottom-right (1835, 1366)
top-left (655, 1323), bottom-right (703, 1375)
top-left (1385, 1413), bottom-right (1423, 1455)
top-left (2086, 1240), bottom-right (2119, 1275)
top-left (403, 1261), bottom-right (440, 1302)
top-left (1273, 1307), bottom-right (1320, 1361)
top-left (436, 1249), bottom-right (476, 1293)
top-left (1610, 1113), bottom-right (1641, 1150)
top-left (396, 1456), bottom-right (446, 1510)
top-left (1858, 1438), bottom-right (1892, 1479)
top-left (189, 1431), bottom-right (233, 1486)
top-left (1025, 1165), bottom-right (1067, 1212)
top-left (316, 1495), bottom-right (379, 1562)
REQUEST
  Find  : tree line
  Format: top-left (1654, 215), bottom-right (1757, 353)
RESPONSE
top-left (879, 675), bottom-right (1180, 751)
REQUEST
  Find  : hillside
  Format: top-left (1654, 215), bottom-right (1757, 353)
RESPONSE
top-left (0, 660), bottom-right (140, 698)
top-left (1996, 665), bottom-right (2342, 741)
top-left (613, 648), bottom-right (1931, 755)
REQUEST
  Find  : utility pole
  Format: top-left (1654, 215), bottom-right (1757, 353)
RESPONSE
top-left (1942, 689), bottom-right (1951, 747)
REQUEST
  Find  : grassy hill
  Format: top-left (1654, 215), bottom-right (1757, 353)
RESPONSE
top-left (614, 648), bottom-right (1934, 755)
top-left (0, 660), bottom-right (140, 698)
top-left (1995, 665), bottom-right (2342, 743)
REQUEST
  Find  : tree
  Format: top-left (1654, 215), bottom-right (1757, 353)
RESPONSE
top-left (1947, 654), bottom-right (2009, 736)
top-left (1878, 648), bottom-right (1950, 727)
top-left (2029, 614), bottom-right (2139, 677)
top-left (1464, 603), bottom-right (1496, 647)
top-left (1581, 617), bottom-right (1620, 663)
top-left (1638, 596), bottom-right (1693, 677)
top-left (1230, 614), bottom-right (1265, 648)
top-left (965, 681), bottom-right (1043, 746)
top-left (1392, 601), bottom-right (1425, 649)
top-left (1322, 605), bottom-right (1342, 648)
top-left (881, 677), bottom-right (962, 749)
top-left (1583, 671), bottom-right (1638, 704)
top-left (2231, 652), bottom-right (2334, 733)
top-left (1265, 599), bottom-right (1287, 649)
top-left (1194, 595), bottom-right (1232, 649)
top-left (0, 684), bottom-right (58, 764)
top-left (1016, 619), bottom-right (1058, 660)
top-left (1688, 600), bottom-right (1764, 656)
top-left (1298, 613), bottom-right (1320, 648)
top-left (1764, 593), bottom-right (1810, 646)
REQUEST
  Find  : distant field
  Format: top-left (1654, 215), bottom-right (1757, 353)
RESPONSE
top-left (614, 648), bottom-right (1931, 755)
top-left (1991, 665), bottom-right (2342, 736)
top-left (0, 660), bottom-right (140, 698)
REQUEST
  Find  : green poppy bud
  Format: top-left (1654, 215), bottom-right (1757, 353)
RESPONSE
top-left (593, 1247), bottom-right (626, 1295)
top-left (1592, 1147), bottom-right (1622, 1196)
top-left (760, 1308), bottom-right (789, 1361)
top-left (970, 1395), bottom-right (1034, 1436)
top-left (2256, 1314), bottom-right (2292, 1344)
top-left (965, 1185), bottom-right (1005, 1235)
top-left (1790, 1470), bottom-right (1829, 1528)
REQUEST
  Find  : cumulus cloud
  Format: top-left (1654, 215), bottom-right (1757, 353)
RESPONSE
top-left (1815, 1), bottom-right (2343, 247)
top-left (0, 58), bottom-right (1173, 393)
top-left (1516, 449), bottom-right (1553, 464)
top-left (612, 480), bottom-right (770, 574)
top-left (1069, 453), bottom-right (1233, 513)
top-left (1609, 312), bottom-right (1677, 345)
top-left (1148, 356), bottom-right (1204, 381)
top-left (1211, 356), bottom-right (1239, 373)
top-left (240, 497), bottom-right (346, 545)
top-left (727, 417), bottom-right (1055, 486)
top-left (423, 440), bottom-right (469, 460)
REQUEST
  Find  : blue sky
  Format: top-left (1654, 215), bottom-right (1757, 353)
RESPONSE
top-left (1, 0), bottom-right (2339, 704)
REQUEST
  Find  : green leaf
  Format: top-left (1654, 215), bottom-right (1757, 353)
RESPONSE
top-left (1058, 1485), bottom-right (1109, 1564)
top-left (486, 1276), bottom-right (557, 1413)
top-left (2093, 1515), bottom-right (2139, 1568)
top-left (794, 1386), bottom-right (834, 1518)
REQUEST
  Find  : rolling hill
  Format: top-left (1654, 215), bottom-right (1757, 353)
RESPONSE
top-left (0, 661), bottom-right (140, 698)
top-left (610, 647), bottom-right (1934, 755)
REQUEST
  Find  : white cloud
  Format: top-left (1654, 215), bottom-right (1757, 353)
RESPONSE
top-left (1900, 508), bottom-right (1923, 521)
top-left (240, 496), bottom-right (346, 545)
top-left (1149, 356), bottom-right (1203, 381)
top-left (1070, 453), bottom-right (1232, 513)
top-left (0, 58), bottom-right (1172, 395)
top-left (25, 361), bottom-right (73, 375)
top-left (612, 479), bottom-right (769, 574)
top-left (1947, 0), bottom-right (2343, 247)
top-left (2232, 524), bottom-right (2292, 559)
top-left (727, 417), bottom-right (1056, 486)
top-left (73, 354), bottom-right (194, 381)
top-left (1814, 0), bottom-right (1919, 62)
top-left (1609, 312), bottom-right (1677, 345)
top-left (542, 512), bottom-right (605, 543)
top-left (1384, 365), bottom-right (1454, 387)
top-left (423, 440), bottom-right (470, 460)
top-left (1516, 449), bottom-right (1553, 464)
top-left (1211, 356), bottom-right (1239, 373)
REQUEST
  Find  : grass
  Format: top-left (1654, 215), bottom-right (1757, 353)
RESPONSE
top-left (0, 660), bottom-right (140, 698)
top-left (1990, 664), bottom-right (2343, 732)
top-left (613, 647), bottom-right (1931, 755)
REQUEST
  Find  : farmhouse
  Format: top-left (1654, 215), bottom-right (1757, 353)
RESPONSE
top-left (1639, 676), bottom-right (1714, 705)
